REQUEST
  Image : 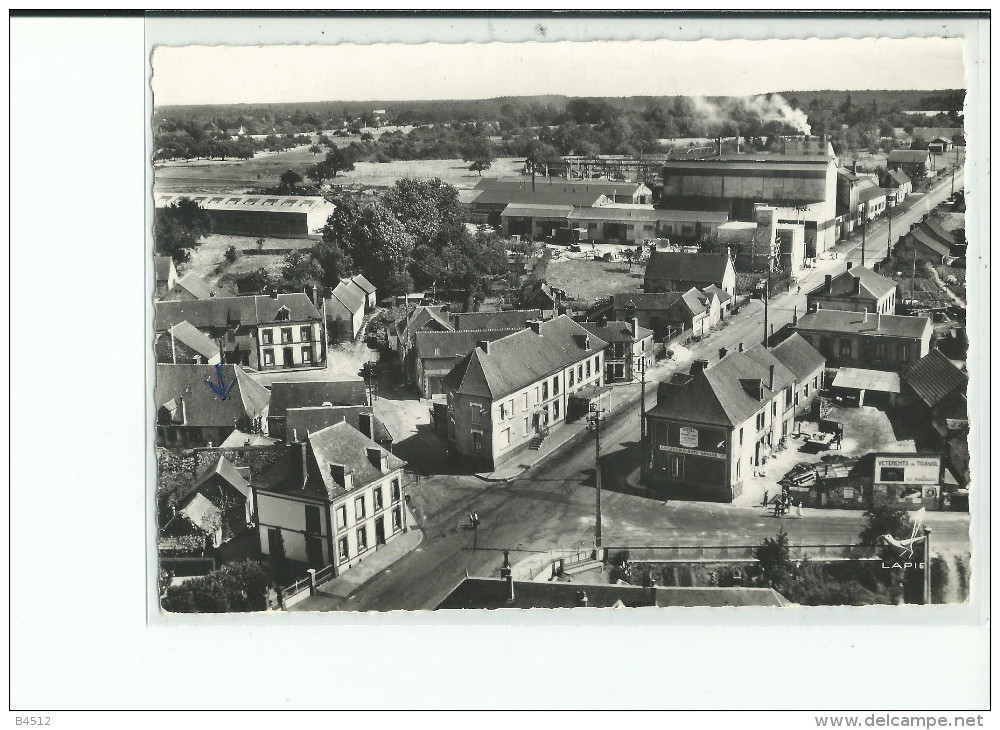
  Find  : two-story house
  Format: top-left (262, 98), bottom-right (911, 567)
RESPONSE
top-left (794, 309), bottom-right (932, 372)
top-left (266, 380), bottom-right (369, 440)
top-left (579, 318), bottom-right (654, 382)
top-left (254, 421), bottom-right (408, 574)
top-left (644, 340), bottom-right (822, 502)
top-left (442, 316), bottom-right (607, 470)
top-left (806, 263), bottom-right (898, 315)
top-left (154, 292), bottom-right (326, 371)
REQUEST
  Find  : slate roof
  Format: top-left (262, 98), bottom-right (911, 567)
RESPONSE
top-left (154, 256), bottom-right (175, 283)
top-left (886, 168), bottom-right (912, 187)
top-left (579, 320), bottom-right (653, 344)
top-left (795, 310), bottom-right (932, 339)
top-left (284, 406), bottom-right (392, 446)
top-left (769, 333), bottom-right (826, 380)
top-left (902, 349), bottom-right (968, 410)
top-left (154, 294), bottom-right (322, 331)
top-left (703, 284), bottom-right (733, 304)
top-left (415, 329), bottom-right (516, 361)
top-left (176, 494), bottom-right (222, 535)
top-left (155, 364), bottom-right (270, 428)
top-left (256, 421), bottom-right (405, 501)
top-left (837, 167), bottom-right (861, 183)
top-left (612, 291), bottom-right (684, 311)
top-left (680, 287), bottom-right (709, 317)
top-left (332, 279), bottom-right (365, 315)
top-left (647, 346), bottom-right (797, 428)
top-left (442, 315), bottom-right (608, 400)
top-left (191, 455), bottom-right (251, 499)
top-left (451, 309), bottom-right (542, 331)
top-left (807, 265), bottom-right (897, 301)
top-left (888, 150), bottom-right (932, 165)
top-left (268, 380), bottom-right (368, 419)
top-left (396, 305), bottom-right (453, 337)
top-left (169, 273), bottom-right (233, 300)
top-left (644, 251), bottom-right (732, 285)
top-left (166, 320), bottom-right (220, 361)
top-left (858, 185), bottom-right (888, 204)
top-left (437, 578), bottom-right (792, 609)
top-left (908, 226), bottom-right (951, 258)
top-left (349, 274), bottom-right (376, 296)
top-left (923, 219), bottom-right (956, 246)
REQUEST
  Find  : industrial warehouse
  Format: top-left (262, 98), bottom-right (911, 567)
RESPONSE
top-left (154, 193), bottom-right (336, 237)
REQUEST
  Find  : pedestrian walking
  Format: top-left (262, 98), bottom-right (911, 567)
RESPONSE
top-left (796, 501), bottom-right (803, 519)
top-left (762, 490), bottom-right (769, 508)
top-left (773, 502), bottom-right (782, 518)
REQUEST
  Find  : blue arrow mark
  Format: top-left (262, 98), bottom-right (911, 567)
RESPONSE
top-left (205, 363), bottom-right (237, 401)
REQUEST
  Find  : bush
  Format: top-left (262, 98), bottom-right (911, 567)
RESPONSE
top-left (161, 559), bottom-right (273, 613)
top-left (608, 550), bottom-right (632, 584)
top-left (225, 245), bottom-right (239, 263)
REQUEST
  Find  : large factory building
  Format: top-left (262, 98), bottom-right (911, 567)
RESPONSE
top-left (659, 138), bottom-right (839, 257)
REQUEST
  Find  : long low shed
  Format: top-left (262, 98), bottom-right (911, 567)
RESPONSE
top-left (155, 193), bottom-right (336, 238)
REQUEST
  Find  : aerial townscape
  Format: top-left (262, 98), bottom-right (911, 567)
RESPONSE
top-left (153, 87), bottom-right (970, 612)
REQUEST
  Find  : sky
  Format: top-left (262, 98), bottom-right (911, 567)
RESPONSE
top-left (151, 37), bottom-right (966, 107)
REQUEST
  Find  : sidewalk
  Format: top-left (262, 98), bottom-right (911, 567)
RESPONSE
top-left (288, 507), bottom-right (423, 611)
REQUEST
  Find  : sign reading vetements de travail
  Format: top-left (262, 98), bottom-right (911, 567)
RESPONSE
top-left (658, 444), bottom-right (726, 460)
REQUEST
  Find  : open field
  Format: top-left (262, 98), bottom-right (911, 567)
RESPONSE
top-left (546, 255), bottom-right (644, 306)
top-left (155, 146), bottom-right (524, 194)
top-left (181, 233), bottom-right (315, 288)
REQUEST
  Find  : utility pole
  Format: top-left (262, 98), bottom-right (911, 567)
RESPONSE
top-left (762, 277), bottom-right (769, 347)
top-left (588, 403), bottom-right (606, 551)
top-left (861, 211), bottom-right (867, 267)
top-left (636, 354), bottom-right (648, 483)
top-left (886, 201), bottom-right (893, 263)
top-left (923, 527), bottom-right (932, 605)
top-left (911, 248), bottom-right (917, 300)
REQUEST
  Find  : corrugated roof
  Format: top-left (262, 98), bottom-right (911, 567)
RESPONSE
top-left (796, 310), bottom-right (932, 339)
top-left (644, 251), bottom-right (732, 285)
top-left (832, 368), bottom-right (901, 393)
top-left (500, 203), bottom-right (575, 218)
top-left (471, 188), bottom-right (609, 208)
top-left (154, 193), bottom-right (335, 214)
top-left (442, 316), bottom-right (607, 400)
top-left (568, 206), bottom-right (729, 224)
top-left (475, 176), bottom-right (650, 195)
top-left (154, 294), bottom-right (322, 331)
top-left (902, 349), bottom-right (967, 410)
top-left (268, 380), bottom-right (368, 418)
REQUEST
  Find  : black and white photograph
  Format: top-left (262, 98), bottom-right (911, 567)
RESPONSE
top-left (149, 32), bottom-right (976, 614)
top-left (9, 10), bottom-right (990, 717)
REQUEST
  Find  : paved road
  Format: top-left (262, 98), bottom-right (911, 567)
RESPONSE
top-left (341, 169), bottom-right (968, 612)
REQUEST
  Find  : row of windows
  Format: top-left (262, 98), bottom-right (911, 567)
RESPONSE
top-left (331, 479), bottom-right (402, 531)
top-left (262, 347), bottom-right (313, 366)
top-left (261, 326), bottom-right (313, 345)
top-left (495, 356), bottom-right (602, 422)
top-left (337, 507), bottom-right (404, 563)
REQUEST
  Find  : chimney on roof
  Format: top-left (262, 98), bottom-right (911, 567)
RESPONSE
top-left (270, 287), bottom-right (279, 299)
top-left (853, 276), bottom-right (863, 296)
top-left (298, 440), bottom-right (309, 490)
top-left (528, 320), bottom-right (542, 335)
top-left (863, 308), bottom-right (868, 323)
top-left (575, 591), bottom-right (589, 608)
top-left (824, 274), bottom-right (833, 294)
top-left (358, 412), bottom-right (374, 440)
top-left (329, 463), bottom-right (353, 491)
top-left (367, 446), bottom-right (389, 473)
top-left (846, 261), bottom-right (853, 271)
top-left (691, 359), bottom-right (709, 374)
top-left (597, 315), bottom-right (608, 327)
top-left (478, 340), bottom-right (490, 355)
top-left (631, 317), bottom-right (640, 339)
top-left (769, 364), bottom-right (775, 391)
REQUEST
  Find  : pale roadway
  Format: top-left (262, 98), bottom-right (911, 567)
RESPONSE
top-left (343, 168), bottom-right (968, 612)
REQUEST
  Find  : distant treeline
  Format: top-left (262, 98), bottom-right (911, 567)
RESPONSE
top-left (153, 89), bottom-right (965, 163)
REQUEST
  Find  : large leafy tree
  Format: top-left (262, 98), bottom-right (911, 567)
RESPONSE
top-left (382, 178), bottom-right (463, 249)
top-left (753, 529), bottom-right (795, 590)
top-left (859, 506), bottom-right (914, 547)
top-left (154, 197), bottom-right (212, 264)
top-left (280, 250), bottom-right (325, 291)
top-left (307, 147), bottom-right (356, 185)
